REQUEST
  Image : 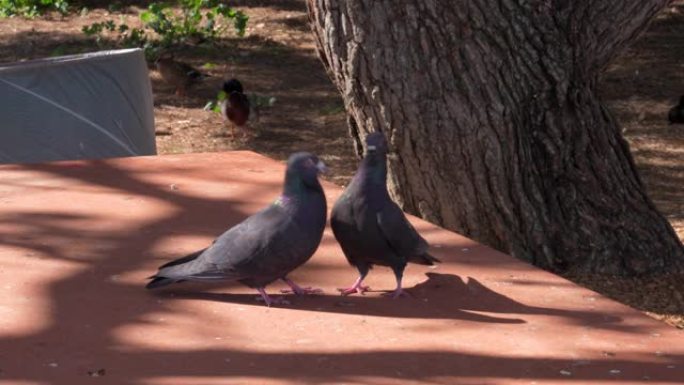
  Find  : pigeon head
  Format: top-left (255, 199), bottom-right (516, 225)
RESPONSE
top-left (365, 132), bottom-right (388, 154)
top-left (223, 78), bottom-right (244, 94)
top-left (358, 132), bottom-right (388, 184)
top-left (285, 152), bottom-right (327, 192)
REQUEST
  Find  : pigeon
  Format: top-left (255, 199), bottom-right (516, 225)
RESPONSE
top-left (331, 132), bottom-right (439, 298)
top-left (220, 78), bottom-right (251, 139)
top-left (155, 52), bottom-right (210, 97)
top-left (668, 95), bottom-right (684, 124)
top-left (146, 152), bottom-right (328, 306)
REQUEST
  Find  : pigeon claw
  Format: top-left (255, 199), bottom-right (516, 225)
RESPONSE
top-left (281, 278), bottom-right (322, 296)
top-left (337, 285), bottom-right (371, 296)
top-left (280, 287), bottom-right (323, 295)
top-left (255, 295), bottom-right (291, 307)
top-left (256, 288), bottom-right (291, 307)
top-left (382, 288), bottom-right (410, 299)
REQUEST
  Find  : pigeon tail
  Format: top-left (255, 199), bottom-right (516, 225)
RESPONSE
top-left (146, 276), bottom-right (183, 289)
top-left (145, 249), bottom-right (204, 289)
top-left (159, 248), bottom-right (204, 269)
top-left (409, 252), bottom-right (440, 266)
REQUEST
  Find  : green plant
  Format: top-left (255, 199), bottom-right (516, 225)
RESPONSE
top-left (82, 1), bottom-right (248, 59)
top-left (82, 19), bottom-right (147, 48)
top-left (50, 44), bottom-right (66, 56)
top-left (204, 89), bottom-right (227, 113)
top-left (204, 91), bottom-right (276, 117)
top-left (140, 0), bottom-right (248, 46)
top-left (0, 0), bottom-right (69, 17)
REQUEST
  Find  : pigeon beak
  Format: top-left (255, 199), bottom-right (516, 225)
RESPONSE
top-left (316, 160), bottom-right (328, 174)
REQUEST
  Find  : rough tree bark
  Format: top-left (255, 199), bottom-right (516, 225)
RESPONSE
top-left (307, 0), bottom-right (684, 275)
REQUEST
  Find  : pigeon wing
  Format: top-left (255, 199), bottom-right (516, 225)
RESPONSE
top-left (155, 206), bottom-right (286, 281)
top-left (376, 201), bottom-right (429, 258)
top-left (197, 205), bottom-right (313, 282)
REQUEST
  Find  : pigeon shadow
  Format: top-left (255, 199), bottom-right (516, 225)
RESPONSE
top-left (157, 272), bottom-right (618, 328)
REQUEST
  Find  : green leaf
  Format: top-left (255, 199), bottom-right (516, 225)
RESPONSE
top-left (233, 11), bottom-right (248, 37)
top-left (78, 0), bottom-right (248, 54)
top-left (50, 45), bottom-right (66, 57)
top-left (140, 10), bottom-right (154, 23)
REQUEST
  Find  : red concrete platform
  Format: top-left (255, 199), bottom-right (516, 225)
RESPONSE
top-left (0, 151), bottom-right (682, 385)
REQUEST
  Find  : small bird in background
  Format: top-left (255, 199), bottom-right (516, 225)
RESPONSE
top-left (155, 52), bottom-right (211, 97)
top-left (220, 78), bottom-right (251, 139)
top-left (146, 152), bottom-right (328, 307)
top-left (331, 131), bottom-right (440, 298)
top-left (668, 95), bottom-right (684, 124)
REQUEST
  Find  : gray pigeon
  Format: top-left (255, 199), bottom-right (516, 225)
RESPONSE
top-left (146, 152), bottom-right (328, 306)
top-left (331, 132), bottom-right (439, 298)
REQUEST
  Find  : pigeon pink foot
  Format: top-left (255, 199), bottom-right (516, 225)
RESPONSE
top-left (382, 288), bottom-right (410, 299)
top-left (337, 276), bottom-right (370, 296)
top-left (338, 285), bottom-right (371, 296)
top-left (382, 277), bottom-right (410, 299)
top-left (255, 288), bottom-right (290, 307)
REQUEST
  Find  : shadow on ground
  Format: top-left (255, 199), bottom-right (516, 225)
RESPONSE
top-left (1, 155), bottom-right (679, 384)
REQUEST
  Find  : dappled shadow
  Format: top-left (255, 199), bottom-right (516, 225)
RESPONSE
top-left (164, 273), bottom-right (528, 324)
top-left (0, 30), bottom-right (94, 64)
top-left (148, 34), bottom-right (339, 108)
top-left (70, 0), bottom-right (156, 9)
top-left (600, 3), bottom-right (684, 98)
top-left (1, 0), bottom-right (683, 381)
top-left (0, 155), bottom-right (263, 382)
top-left (230, 0), bottom-right (305, 12)
top-left (273, 14), bottom-right (311, 32)
top-left (6, 346), bottom-right (679, 384)
top-left (0, 2), bottom-right (354, 184)
top-left (599, 3), bottom-right (684, 232)
top-left (0, 155), bottom-right (681, 384)
top-left (162, 272), bottom-right (640, 333)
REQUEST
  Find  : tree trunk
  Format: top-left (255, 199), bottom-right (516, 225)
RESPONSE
top-left (307, 0), bottom-right (684, 275)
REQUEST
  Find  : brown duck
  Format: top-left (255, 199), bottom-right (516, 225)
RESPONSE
top-left (220, 78), bottom-right (251, 139)
top-left (155, 53), bottom-right (210, 97)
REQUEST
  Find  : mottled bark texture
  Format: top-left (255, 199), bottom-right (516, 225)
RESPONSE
top-left (307, 0), bottom-right (684, 275)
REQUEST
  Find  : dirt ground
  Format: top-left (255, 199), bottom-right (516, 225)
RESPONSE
top-left (0, 1), bottom-right (682, 327)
